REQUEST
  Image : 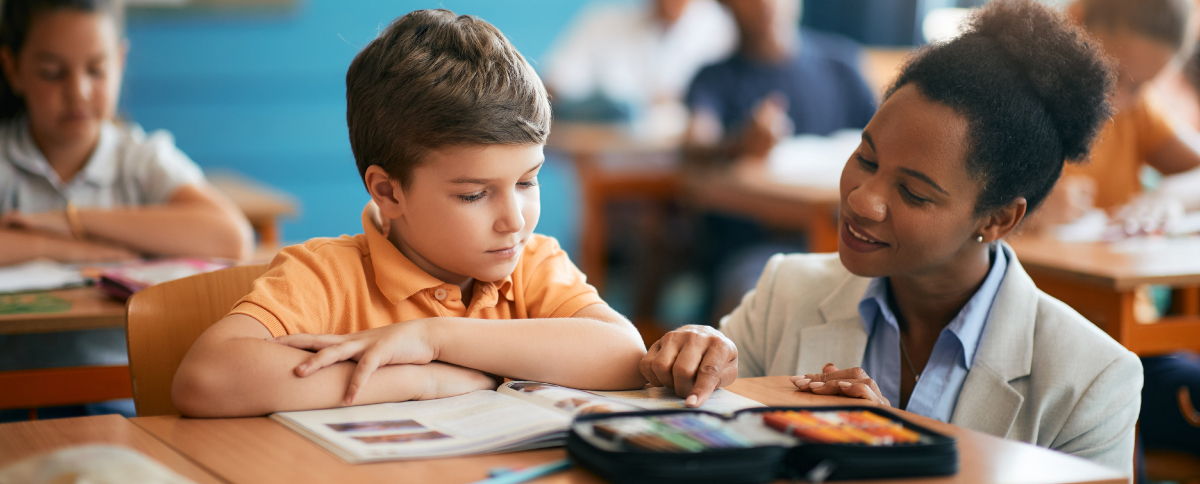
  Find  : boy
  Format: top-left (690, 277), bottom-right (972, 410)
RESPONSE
top-left (172, 9), bottom-right (647, 418)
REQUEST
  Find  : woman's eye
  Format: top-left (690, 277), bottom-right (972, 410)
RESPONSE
top-left (458, 192), bottom-right (486, 203)
top-left (856, 154), bottom-right (877, 171)
top-left (517, 178), bottom-right (538, 188)
top-left (900, 185), bottom-right (929, 204)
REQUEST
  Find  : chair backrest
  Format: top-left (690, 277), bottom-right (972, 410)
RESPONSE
top-left (126, 264), bottom-right (267, 416)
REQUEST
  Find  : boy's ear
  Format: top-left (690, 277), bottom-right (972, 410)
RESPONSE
top-left (364, 165), bottom-right (406, 220)
top-left (1, 47), bottom-right (21, 95)
top-left (979, 197), bottom-right (1027, 243)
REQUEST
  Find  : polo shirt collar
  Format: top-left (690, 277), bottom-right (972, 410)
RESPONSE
top-left (360, 203), bottom-right (515, 305)
top-left (4, 119), bottom-right (120, 190)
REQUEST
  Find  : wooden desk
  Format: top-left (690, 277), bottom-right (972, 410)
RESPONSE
top-left (0, 414), bottom-right (223, 483)
top-left (130, 377), bottom-right (1123, 484)
top-left (687, 162), bottom-right (841, 253)
top-left (1010, 236), bottom-right (1200, 356)
top-left (0, 287), bottom-right (124, 335)
top-left (209, 172), bottom-right (298, 247)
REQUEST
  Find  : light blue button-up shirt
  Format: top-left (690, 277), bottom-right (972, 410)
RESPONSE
top-left (857, 243), bottom-right (1009, 423)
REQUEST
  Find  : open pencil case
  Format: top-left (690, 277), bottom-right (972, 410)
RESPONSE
top-left (566, 405), bottom-right (957, 484)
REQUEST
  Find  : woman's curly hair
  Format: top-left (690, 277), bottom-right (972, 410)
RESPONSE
top-left (886, 0), bottom-right (1115, 216)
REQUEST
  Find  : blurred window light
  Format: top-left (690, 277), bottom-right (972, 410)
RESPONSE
top-left (923, 7), bottom-right (972, 43)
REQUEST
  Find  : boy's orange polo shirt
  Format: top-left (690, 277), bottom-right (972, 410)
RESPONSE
top-left (1064, 95), bottom-right (1176, 209)
top-left (231, 204), bottom-right (605, 337)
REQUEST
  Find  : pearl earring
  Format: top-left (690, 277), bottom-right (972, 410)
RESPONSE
top-left (976, 235), bottom-right (984, 243)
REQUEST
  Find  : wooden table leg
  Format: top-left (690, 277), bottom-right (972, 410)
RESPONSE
top-left (0, 366), bottom-right (132, 412)
top-left (808, 203), bottom-right (839, 253)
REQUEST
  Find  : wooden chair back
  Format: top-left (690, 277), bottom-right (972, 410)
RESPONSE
top-left (126, 264), bottom-right (267, 416)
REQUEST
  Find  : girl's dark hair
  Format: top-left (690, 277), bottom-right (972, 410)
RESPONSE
top-left (886, 0), bottom-right (1114, 216)
top-left (0, 0), bottom-right (124, 121)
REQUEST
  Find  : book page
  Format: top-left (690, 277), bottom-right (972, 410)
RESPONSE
top-left (272, 390), bottom-right (569, 463)
top-left (499, 381), bottom-right (762, 416)
top-left (588, 386), bottom-right (764, 414)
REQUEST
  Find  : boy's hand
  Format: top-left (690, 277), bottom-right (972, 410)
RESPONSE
top-left (273, 319), bottom-right (439, 404)
top-left (0, 210), bottom-right (71, 237)
top-left (791, 363), bottom-right (890, 407)
top-left (639, 325), bottom-right (738, 408)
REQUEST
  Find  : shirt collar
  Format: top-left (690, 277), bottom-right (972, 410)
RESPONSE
top-left (857, 243), bottom-right (1010, 369)
top-left (948, 243), bottom-right (1009, 369)
top-left (4, 119), bottom-right (120, 190)
top-left (360, 203), bottom-right (515, 305)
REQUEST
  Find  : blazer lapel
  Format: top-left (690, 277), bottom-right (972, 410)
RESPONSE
top-left (796, 274), bottom-right (870, 375)
top-left (950, 242), bottom-right (1036, 438)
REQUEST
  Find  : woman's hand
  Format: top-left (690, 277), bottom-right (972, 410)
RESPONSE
top-left (639, 325), bottom-right (738, 408)
top-left (791, 363), bottom-right (891, 407)
top-left (273, 319), bottom-right (440, 404)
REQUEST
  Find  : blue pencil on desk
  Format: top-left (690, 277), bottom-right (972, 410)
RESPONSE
top-left (471, 458), bottom-right (572, 484)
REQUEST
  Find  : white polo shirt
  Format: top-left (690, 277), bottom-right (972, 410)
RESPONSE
top-left (0, 118), bottom-right (206, 372)
top-left (0, 118), bottom-right (204, 214)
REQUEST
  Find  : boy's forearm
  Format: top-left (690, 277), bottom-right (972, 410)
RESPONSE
top-left (174, 334), bottom-right (480, 417)
top-left (0, 228), bottom-right (133, 265)
top-left (428, 315), bottom-right (647, 391)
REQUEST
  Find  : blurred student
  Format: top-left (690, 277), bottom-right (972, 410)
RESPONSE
top-left (1050, 1), bottom-right (1200, 475)
top-left (0, 0), bottom-right (251, 266)
top-left (643, 0), bottom-right (1143, 474)
top-left (543, 0), bottom-right (735, 124)
top-left (1039, 0), bottom-right (1200, 233)
top-left (684, 0), bottom-right (876, 161)
top-left (0, 0), bottom-right (251, 418)
top-left (172, 10), bottom-right (646, 417)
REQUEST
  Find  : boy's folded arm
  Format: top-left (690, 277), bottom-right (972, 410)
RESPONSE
top-left (429, 303), bottom-right (647, 391)
top-left (172, 314), bottom-right (494, 417)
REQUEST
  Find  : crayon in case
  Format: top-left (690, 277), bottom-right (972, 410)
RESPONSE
top-left (566, 405), bottom-right (957, 483)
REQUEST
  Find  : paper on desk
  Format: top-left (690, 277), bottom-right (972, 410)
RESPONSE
top-left (0, 259), bottom-right (87, 294)
top-left (767, 129), bottom-right (861, 189)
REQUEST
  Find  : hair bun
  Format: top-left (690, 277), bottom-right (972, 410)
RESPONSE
top-left (966, 0), bottom-right (1114, 161)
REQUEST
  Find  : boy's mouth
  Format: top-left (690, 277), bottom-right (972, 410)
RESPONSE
top-left (486, 241), bottom-right (524, 258)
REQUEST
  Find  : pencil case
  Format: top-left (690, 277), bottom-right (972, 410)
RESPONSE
top-left (566, 405), bottom-right (957, 484)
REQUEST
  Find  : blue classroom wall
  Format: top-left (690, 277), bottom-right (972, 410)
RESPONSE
top-left (120, 0), bottom-right (621, 254)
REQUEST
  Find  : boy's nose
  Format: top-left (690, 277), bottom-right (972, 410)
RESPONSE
top-left (494, 194), bottom-right (526, 234)
top-left (65, 72), bottom-right (93, 104)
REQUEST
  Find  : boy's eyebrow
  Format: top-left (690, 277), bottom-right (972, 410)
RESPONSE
top-left (899, 167), bottom-right (949, 195)
top-left (449, 161), bottom-right (544, 185)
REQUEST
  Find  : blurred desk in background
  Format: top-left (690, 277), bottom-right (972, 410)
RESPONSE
top-left (687, 161), bottom-right (841, 253)
top-left (1010, 236), bottom-right (1200, 356)
top-left (209, 171), bottom-right (298, 247)
top-left (546, 122), bottom-right (682, 293)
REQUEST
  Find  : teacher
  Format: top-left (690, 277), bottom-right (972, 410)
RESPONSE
top-left (640, 0), bottom-right (1141, 474)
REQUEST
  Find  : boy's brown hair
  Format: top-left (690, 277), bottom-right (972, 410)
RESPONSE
top-left (1079, 0), bottom-right (1194, 52)
top-left (346, 9), bottom-right (551, 188)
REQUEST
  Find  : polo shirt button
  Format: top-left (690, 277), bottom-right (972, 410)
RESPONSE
top-left (434, 288), bottom-right (448, 301)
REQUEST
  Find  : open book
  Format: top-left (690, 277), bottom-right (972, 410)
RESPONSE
top-left (271, 381), bottom-right (763, 463)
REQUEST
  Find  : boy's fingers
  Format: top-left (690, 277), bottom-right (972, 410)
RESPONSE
top-left (297, 341), bottom-right (364, 376)
top-left (345, 350), bottom-right (383, 405)
top-left (275, 333), bottom-right (343, 351)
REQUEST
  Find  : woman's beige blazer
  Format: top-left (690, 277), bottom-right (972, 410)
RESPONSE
top-left (719, 243), bottom-right (1142, 475)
